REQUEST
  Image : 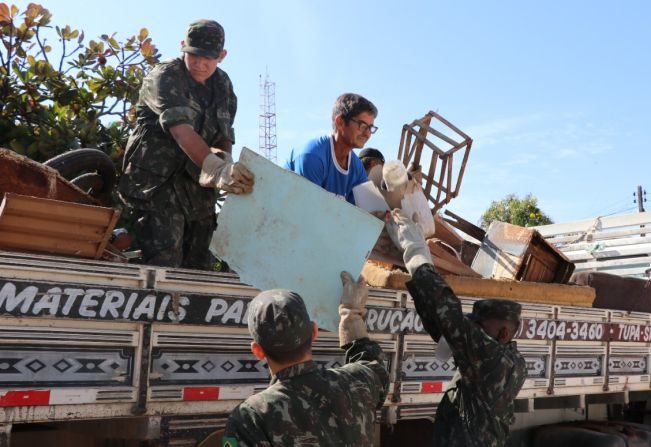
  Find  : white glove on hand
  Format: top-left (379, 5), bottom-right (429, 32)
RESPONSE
top-left (211, 148), bottom-right (234, 163)
top-left (199, 153), bottom-right (254, 194)
top-left (385, 209), bottom-right (433, 275)
top-left (338, 271), bottom-right (369, 347)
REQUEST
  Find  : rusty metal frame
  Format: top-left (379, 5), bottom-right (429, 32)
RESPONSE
top-left (397, 111), bottom-right (472, 213)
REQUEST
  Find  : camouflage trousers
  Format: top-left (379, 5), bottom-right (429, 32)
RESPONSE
top-left (131, 206), bottom-right (217, 271)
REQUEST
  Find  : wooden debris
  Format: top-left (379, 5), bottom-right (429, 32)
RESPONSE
top-left (0, 148), bottom-right (98, 204)
top-left (426, 238), bottom-right (481, 277)
top-left (472, 221), bottom-right (575, 284)
top-left (0, 193), bottom-right (120, 259)
top-left (442, 208), bottom-right (486, 242)
top-left (397, 111), bottom-right (472, 213)
top-left (362, 260), bottom-right (595, 307)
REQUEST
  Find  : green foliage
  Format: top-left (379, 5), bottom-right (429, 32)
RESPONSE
top-left (480, 193), bottom-right (553, 229)
top-left (0, 3), bottom-right (160, 162)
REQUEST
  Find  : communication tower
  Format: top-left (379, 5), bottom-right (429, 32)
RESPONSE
top-left (259, 71), bottom-right (277, 163)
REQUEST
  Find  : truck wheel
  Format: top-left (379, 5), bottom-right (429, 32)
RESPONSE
top-left (44, 148), bottom-right (117, 205)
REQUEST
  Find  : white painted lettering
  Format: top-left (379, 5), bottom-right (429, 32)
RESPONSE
top-left (32, 287), bottom-right (62, 315)
top-left (400, 311), bottom-right (415, 332)
top-left (156, 295), bottom-right (170, 321)
top-left (175, 296), bottom-right (188, 321)
top-left (365, 309), bottom-right (379, 331)
top-left (389, 311), bottom-right (402, 333)
top-left (100, 291), bottom-right (125, 318)
top-left (122, 292), bottom-right (139, 319)
top-left (205, 298), bottom-right (229, 323)
top-left (222, 300), bottom-right (245, 324)
top-left (79, 289), bottom-right (104, 317)
top-left (62, 288), bottom-right (85, 315)
top-left (132, 295), bottom-right (157, 320)
top-left (0, 283), bottom-right (38, 313)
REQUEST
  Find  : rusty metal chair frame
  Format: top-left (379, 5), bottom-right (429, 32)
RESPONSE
top-left (397, 111), bottom-right (472, 213)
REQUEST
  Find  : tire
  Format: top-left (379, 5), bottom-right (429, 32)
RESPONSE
top-left (44, 148), bottom-right (117, 205)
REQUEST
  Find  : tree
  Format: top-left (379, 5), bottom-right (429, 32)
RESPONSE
top-left (480, 193), bottom-right (553, 229)
top-left (0, 2), bottom-right (160, 162)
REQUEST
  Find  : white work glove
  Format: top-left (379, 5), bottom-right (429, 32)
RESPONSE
top-left (199, 153), bottom-right (254, 194)
top-left (386, 209), bottom-right (433, 275)
top-left (211, 148), bottom-right (234, 163)
top-left (338, 271), bottom-right (369, 347)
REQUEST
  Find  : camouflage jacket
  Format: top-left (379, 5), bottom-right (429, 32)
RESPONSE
top-left (119, 57), bottom-right (236, 218)
top-left (222, 337), bottom-right (389, 447)
top-left (406, 264), bottom-right (527, 447)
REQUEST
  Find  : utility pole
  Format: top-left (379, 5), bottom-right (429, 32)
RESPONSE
top-left (258, 69), bottom-right (277, 163)
top-left (634, 185), bottom-right (647, 212)
top-left (634, 185), bottom-right (647, 237)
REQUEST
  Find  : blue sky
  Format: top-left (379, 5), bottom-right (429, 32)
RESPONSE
top-left (20, 0), bottom-right (651, 224)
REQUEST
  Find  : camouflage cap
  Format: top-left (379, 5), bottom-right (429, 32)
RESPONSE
top-left (182, 19), bottom-right (225, 59)
top-left (247, 289), bottom-right (313, 354)
top-left (470, 299), bottom-right (522, 325)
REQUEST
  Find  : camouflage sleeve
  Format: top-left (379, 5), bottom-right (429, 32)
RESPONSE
top-left (227, 72), bottom-right (237, 144)
top-left (341, 337), bottom-right (390, 409)
top-left (406, 264), bottom-right (495, 375)
top-left (222, 402), bottom-right (271, 447)
top-left (139, 63), bottom-right (197, 132)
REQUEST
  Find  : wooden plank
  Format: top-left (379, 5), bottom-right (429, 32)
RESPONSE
top-left (0, 214), bottom-right (106, 240)
top-left (362, 261), bottom-right (595, 306)
top-left (429, 110), bottom-right (472, 141)
top-left (427, 239), bottom-right (481, 278)
top-left (443, 209), bottom-right (486, 241)
top-left (0, 193), bottom-right (120, 259)
top-left (2, 193), bottom-right (114, 226)
top-left (433, 214), bottom-right (466, 249)
top-left (422, 123), bottom-right (460, 148)
top-left (95, 208), bottom-right (121, 258)
top-left (0, 231), bottom-right (97, 257)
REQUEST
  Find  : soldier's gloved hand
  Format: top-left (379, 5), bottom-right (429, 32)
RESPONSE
top-left (338, 271), bottom-right (369, 347)
top-left (199, 153), bottom-right (254, 194)
top-left (211, 147), bottom-right (234, 163)
top-left (386, 209), bottom-right (433, 275)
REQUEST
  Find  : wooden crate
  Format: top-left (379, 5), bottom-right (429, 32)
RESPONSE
top-left (0, 193), bottom-right (120, 258)
top-left (396, 111), bottom-right (472, 213)
top-left (472, 221), bottom-right (575, 284)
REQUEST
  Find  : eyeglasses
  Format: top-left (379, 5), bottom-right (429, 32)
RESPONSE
top-left (349, 118), bottom-right (378, 134)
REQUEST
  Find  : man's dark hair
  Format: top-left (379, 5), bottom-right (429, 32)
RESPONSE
top-left (361, 157), bottom-right (375, 171)
top-left (264, 337), bottom-right (313, 364)
top-left (359, 148), bottom-right (385, 171)
top-left (332, 93), bottom-right (378, 129)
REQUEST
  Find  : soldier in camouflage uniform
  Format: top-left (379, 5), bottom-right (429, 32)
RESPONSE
top-left (221, 272), bottom-right (389, 446)
top-left (119, 19), bottom-right (253, 270)
top-left (386, 209), bottom-right (527, 447)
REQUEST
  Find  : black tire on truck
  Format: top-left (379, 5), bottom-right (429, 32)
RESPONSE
top-left (44, 148), bottom-right (117, 206)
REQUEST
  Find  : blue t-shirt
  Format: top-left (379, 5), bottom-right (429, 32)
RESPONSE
top-left (284, 135), bottom-right (368, 204)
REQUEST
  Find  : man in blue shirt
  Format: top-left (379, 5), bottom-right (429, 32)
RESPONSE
top-left (284, 93), bottom-right (378, 204)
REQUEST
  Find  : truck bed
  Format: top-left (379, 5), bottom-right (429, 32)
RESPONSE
top-left (1, 251), bottom-right (650, 444)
